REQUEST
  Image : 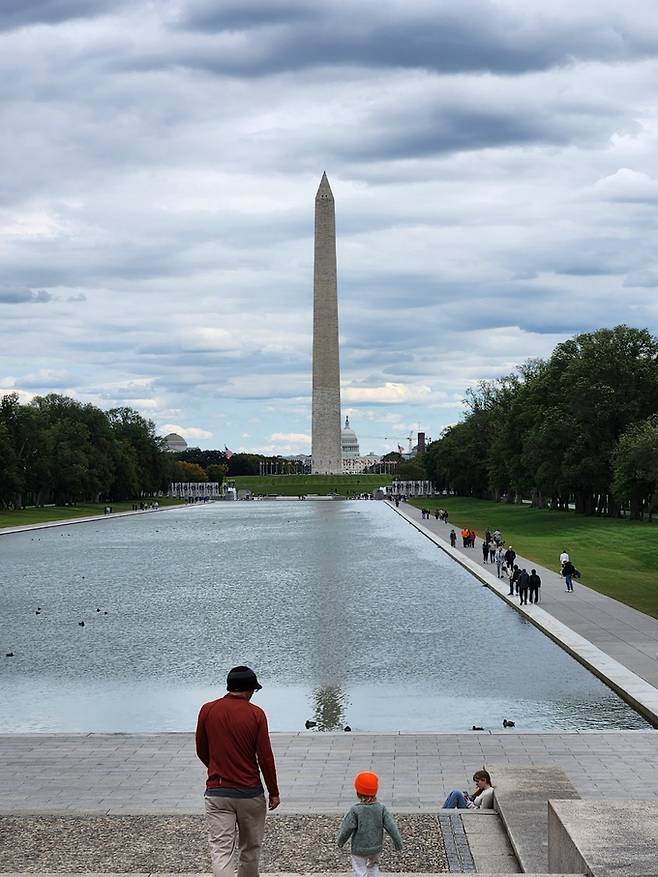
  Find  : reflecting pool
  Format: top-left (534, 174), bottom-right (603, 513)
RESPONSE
top-left (0, 501), bottom-right (649, 732)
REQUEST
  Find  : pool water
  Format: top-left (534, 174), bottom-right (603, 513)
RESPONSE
top-left (0, 501), bottom-right (649, 732)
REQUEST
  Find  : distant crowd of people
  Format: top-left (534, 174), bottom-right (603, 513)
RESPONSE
top-left (420, 507), bottom-right (448, 522)
top-left (425, 514), bottom-right (585, 604)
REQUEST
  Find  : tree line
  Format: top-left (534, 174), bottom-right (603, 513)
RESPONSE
top-left (423, 326), bottom-right (658, 519)
top-left (0, 393), bottom-right (171, 509)
top-left (0, 393), bottom-right (321, 509)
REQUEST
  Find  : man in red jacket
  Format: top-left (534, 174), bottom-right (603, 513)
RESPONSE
top-left (196, 666), bottom-right (280, 877)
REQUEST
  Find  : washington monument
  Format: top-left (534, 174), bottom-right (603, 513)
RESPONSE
top-left (311, 172), bottom-right (342, 474)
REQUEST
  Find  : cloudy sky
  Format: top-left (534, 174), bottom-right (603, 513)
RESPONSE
top-left (3, 0), bottom-right (658, 455)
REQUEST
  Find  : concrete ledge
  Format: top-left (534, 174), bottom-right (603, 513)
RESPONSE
top-left (548, 799), bottom-right (658, 876)
top-left (0, 505), bottom-right (180, 536)
top-left (491, 766), bottom-right (580, 874)
top-left (387, 503), bottom-right (658, 728)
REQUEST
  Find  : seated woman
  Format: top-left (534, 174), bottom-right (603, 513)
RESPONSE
top-left (442, 769), bottom-right (494, 810)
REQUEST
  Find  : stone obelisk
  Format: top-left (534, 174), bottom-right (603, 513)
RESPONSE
top-left (311, 172), bottom-right (342, 474)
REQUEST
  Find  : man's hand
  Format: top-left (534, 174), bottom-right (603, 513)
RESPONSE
top-left (268, 795), bottom-right (281, 810)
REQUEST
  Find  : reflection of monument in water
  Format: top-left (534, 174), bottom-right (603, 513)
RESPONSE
top-left (312, 683), bottom-right (348, 731)
top-left (311, 173), bottom-right (342, 474)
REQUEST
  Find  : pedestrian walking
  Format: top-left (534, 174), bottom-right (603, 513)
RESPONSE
top-left (488, 542), bottom-right (496, 563)
top-left (494, 545), bottom-right (505, 578)
top-left (561, 560), bottom-right (580, 593)
top-left (481, 538), bottom-right (489, 563)
top-left (529, 569), bottom-right (541, 603)
top-left (509, 564), bottom-right (520, 596)
top-left (504, 545), bottom-right (516, 574)
top-left (337, 771), bottom-right (403, 877)
top-left (196, 666), bottom-right (280, 877)
top-left (449, 529), bottom-right (457, 548)
top-left (559, 549), bottom-right (570, 566)
top-left (517, 568), bottom-right (530, 605)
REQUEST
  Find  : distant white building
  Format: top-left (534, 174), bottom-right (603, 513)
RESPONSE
top-left (164, 433), bottom-right (188, 453)
top-left (341, 417), bottom-right (382, 474)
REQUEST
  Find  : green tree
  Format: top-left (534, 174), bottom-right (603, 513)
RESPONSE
top-left (108, 407), bottom-right (169, 495)
top-left (226, 453), bottom-right (262, 476)
top-left (397, 459), bottom-right (426, 481)
top-left (173, 461), bottom-right (208, 482)
top-left (0, 419), bottom-right (21, 508)
top-left (206, 463), bottom-right (228, 484)
top-left (612, 416), bottom-right (658, 520)
top-left (176, 448), bottom-right (228, 468)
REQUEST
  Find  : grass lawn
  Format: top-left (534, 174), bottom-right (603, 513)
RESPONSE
top-left (409, 496), bottom-right (658, 619)
top-left (232, 473), bottom-right (392, 496)
top-left (0, 497), bottom-right (184, 529)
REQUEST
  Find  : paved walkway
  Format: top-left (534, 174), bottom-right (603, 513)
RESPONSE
top-left (0, 507), bottom-right (163, 536)
top-left (392, 502), bottom-right (658, 690)
top-left (1, 730), bottom-right (657, 815)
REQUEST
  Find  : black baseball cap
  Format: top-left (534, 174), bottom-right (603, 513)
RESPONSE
top-left (226, 665), bottom-right (262, 692)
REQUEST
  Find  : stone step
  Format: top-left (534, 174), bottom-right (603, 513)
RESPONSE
top-left (0, 873), bottom-right (586, 876)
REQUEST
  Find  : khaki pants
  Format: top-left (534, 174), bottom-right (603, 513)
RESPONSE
top-left (205, 793), bottom-right (267, 877)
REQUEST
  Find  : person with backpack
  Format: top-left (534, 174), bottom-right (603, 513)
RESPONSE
top-left (561, 560), bottom-right (580, 593)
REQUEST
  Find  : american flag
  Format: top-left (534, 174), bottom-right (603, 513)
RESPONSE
top-left (397, 444), bottom-right (404, 454)
top-left (224, 446), bottom-right (234, 460)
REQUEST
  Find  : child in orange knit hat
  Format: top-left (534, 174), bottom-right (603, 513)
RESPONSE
top-left (337, 771), bottom-right (403, 877)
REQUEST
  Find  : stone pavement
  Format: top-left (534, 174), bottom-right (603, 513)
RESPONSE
top-left (1, 731), bottom-right (657, 815)
top-left (392, 502), bottom-right (658, 690)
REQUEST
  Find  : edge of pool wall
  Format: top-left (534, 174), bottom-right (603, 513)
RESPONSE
top-left (386, 501), bottom-right (658, 729)
top-left (0, 503), bottom-right (185, 536)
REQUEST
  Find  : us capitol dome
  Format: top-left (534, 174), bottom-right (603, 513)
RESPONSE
top-left (341, 416), bottom-right (381, 474)
top-left (341, 416), bottom-right (360, 460)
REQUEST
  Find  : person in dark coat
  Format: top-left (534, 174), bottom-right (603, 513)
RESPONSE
top-left (481, 538), bottom-right (490, 563)
top-left (561, 560), bottom-right (580, 593)
top-left (504, 545), bottom-right (516, 573)
top-left (517, 568), bottom-right (530, 605)
top-left (529, 569), bottom-right (541, 603)
top-left (449, 529), bottom-right (456, 548)
top-left (509, 564), bottom-right (520, 596)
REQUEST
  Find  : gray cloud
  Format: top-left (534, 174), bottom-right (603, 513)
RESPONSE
top-left (0, 0), bottom-right (119, 30)
top-left (171, 0), bottom-right (658, 76)
top-left (0, 287), bottom-right (53, 304)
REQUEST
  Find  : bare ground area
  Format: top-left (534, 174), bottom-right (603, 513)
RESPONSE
top-left (0, 814), bottom-right (448, 873)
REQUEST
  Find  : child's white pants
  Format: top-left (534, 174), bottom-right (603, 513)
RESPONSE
top-left (351, 853), bottom-right (381, 877)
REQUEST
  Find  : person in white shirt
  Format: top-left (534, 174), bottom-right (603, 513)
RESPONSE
top-left (559, 550), bottom-right (569, 565)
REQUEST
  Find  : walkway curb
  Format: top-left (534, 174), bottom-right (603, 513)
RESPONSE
top-left (0, 504), bottom-right (185, 537)
top-left (386, 502), bottom-right (658, 728)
